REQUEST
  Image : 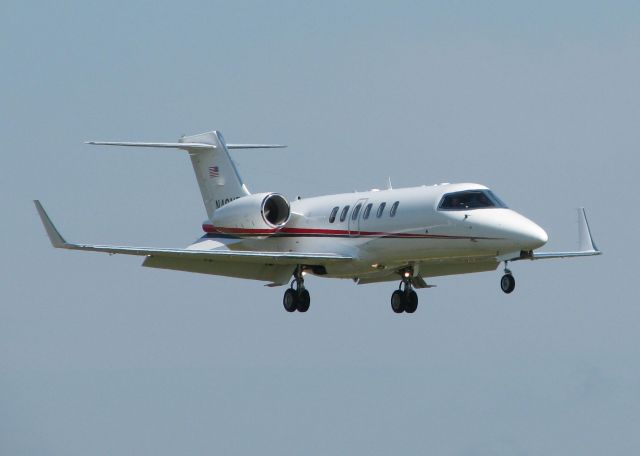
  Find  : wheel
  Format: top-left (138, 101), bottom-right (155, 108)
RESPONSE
top-left (500, 274), bottom-right (516, 294)
top-left (297, 289), bottom-right (310, 312)
top-left (404, 290), bottom-right (418, 313)
top-left (283, 288), bottom-right (298, 312)
top-left (391, 289), bottom-right (405, 313)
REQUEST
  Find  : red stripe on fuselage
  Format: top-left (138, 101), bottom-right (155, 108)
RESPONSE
top-left (202, 224), bottom-right (278, 235)
top-left (202, 224), bottom-right (500, 240)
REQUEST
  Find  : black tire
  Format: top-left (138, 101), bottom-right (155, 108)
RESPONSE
top-left (391, 289), bottom-right (405, 313)
top-left (500, 274), bottom-right (516, 294)
top-left (283, 288), bottom-right (298, 312)
top-left (404, 290), bottom-right (418, 313)
top-left (297, 289), bottom-right (310, 313)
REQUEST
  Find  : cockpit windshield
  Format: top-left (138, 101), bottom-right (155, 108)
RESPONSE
top-left (438, 190), bottom-right (508, 211)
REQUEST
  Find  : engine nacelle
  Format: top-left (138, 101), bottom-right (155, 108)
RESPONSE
top-left (207, 193), bottom-right (291, 235)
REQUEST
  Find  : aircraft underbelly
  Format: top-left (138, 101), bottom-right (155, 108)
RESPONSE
top-left (418, 260), bottom-right (499, 278)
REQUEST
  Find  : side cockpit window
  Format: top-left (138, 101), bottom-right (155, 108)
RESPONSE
top-left (438, 190), bottom-right (508, 211)
top-left (487, 190), bottom-right (508, 208)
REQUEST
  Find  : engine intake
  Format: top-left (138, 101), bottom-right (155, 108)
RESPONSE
top-left (261, 193), bottom-right (290, 227)
top-left (208, 193), bottom-right (291, 235)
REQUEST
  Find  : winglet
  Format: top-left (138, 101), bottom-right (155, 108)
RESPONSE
top-left (578, 207), bottom-right (599, 253)
top-left (34, 200), bottom-right (68, 248)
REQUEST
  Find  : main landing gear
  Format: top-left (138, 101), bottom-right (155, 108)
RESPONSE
top-left (390, 273), bottom-right (418, 314)
top-left (283, 267), bottom-right (310, 313)
top-left (500, 262), bottom-right (516, 294)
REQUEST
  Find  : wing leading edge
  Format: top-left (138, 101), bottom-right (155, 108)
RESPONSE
top-left (33, 201), bottom-right (352, 266)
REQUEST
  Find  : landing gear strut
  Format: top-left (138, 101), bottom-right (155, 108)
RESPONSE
top-left (500, 262), bottom-right (516, 294)
top-left (391, 272), bottom-right (418, 313)
top-left (283, 267), bottom-right (311, 312)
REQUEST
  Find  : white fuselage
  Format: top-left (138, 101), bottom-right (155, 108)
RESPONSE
top-left (196, 183), bottom-right (548, 282)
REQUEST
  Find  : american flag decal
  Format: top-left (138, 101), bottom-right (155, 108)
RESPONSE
top-left (208, 165), bottom-right (219, 178)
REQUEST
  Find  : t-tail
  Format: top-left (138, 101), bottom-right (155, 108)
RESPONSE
top-left (87, 130), bottom-right (285, 219)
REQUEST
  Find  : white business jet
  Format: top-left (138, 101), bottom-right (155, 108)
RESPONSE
top-left (35, 130), bottom-right (601, 313)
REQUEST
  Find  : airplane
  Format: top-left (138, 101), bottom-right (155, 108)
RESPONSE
top-left (34, 130), bottom-right (601, 313)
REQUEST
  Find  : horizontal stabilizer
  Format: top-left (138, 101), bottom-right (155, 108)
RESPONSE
top-left (86, 142), bottom-right (286, 150)
top-left (86, 141), bottom-right (215, 150)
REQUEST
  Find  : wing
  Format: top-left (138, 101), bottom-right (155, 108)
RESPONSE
top-left (34, 201), bottom-right (352, 266)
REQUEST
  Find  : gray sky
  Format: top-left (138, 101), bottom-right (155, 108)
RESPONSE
top-left (2, 1), bottom-right (639, 454)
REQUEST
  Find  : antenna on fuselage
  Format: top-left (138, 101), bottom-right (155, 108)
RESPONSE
top-left (387, 177), bottom-right (393, 190)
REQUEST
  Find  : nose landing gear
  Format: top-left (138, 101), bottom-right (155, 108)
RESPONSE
top-left (283, 267), bottom-right (311, 312)
top-left (500, 263), bottom-right (516, 294)
top-left (391, 272), bottom-right (419, 313)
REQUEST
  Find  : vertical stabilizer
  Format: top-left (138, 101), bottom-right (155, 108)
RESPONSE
top-left (180, 131), bottom-right (250, 218)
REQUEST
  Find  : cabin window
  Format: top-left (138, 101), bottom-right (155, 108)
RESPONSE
top-left (340, 205), bottom-right (350, 222)
top-left (390, 201), bottom-right (399, 217)
top-left (376, 202), bottom-right (386, 218)
top-left (363, 203), bottom-right (372, 219)
top-left (329, 206), bottom-right (339, 223)
top-left (438, 190), bottom-right (508, 211)
top-left (351, 203), bottom-right (362, 220)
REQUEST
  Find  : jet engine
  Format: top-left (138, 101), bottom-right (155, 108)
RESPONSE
top-left (208, 192), bottom-right (291, 235)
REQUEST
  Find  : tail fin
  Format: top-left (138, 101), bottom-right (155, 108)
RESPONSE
top-left (180, 131), bottom-right (249, 218)
top-left (88, 130), bottom-right (285, 219)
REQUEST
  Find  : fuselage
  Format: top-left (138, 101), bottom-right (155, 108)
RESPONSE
top-left (199, 183), bottom-right (548, 281)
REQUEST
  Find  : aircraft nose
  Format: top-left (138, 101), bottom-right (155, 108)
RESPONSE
top-left (490, 211), bottom-right (548, 250)
top-left (520, 221), bottom-right (548, 250)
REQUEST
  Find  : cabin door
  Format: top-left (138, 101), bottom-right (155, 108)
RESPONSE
top-left (348, 198), bottom-right (368, 236)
